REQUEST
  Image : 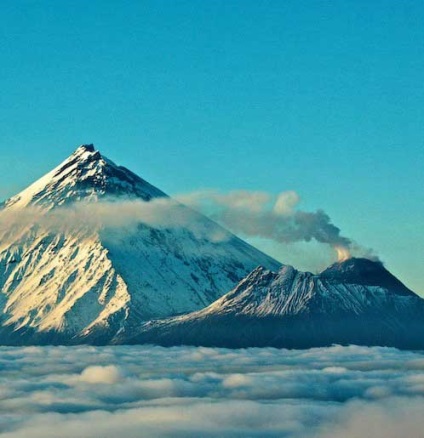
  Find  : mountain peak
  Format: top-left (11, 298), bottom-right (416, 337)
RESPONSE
top-left (4, 145), bottom-right (167, 209)
top-left (322, 257), bottom-right (384, 275)
top-left (69, 144), bottom-right (100, 162)
top-left (320, 257), bottom-right (416, 297)
top-left (76, 144), bottom-right (95, 153)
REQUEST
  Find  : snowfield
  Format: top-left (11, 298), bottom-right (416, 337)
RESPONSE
top-left (0, 345), bottom-right (424, 437)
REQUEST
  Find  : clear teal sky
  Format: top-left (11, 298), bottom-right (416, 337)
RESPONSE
top-left (1, 1), bottom-right (423, 294)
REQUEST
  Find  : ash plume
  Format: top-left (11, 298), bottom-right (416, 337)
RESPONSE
top-left (177, 190), bottom-right (356, 261)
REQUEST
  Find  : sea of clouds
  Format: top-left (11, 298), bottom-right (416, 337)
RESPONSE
top-left (0, 345), bottom-right (423, 437)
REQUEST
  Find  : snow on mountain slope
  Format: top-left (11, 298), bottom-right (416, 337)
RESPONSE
top-left (200, 258), bottom-right (418, 317)
top-left (129, 258), bottom-right (424, 349)
top-left (0, 227), bottom-right (130, 335)
top-left (0, 145), bottom-right (281, 343)
top-left (3, 145), bottom-right (166, 210)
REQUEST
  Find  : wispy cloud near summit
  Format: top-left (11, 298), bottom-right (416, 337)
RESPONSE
top-left (0, 188), bottom-right (376, 262)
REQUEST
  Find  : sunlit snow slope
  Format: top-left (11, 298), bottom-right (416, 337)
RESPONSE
top-left (0, 145), bottom-right (280, 344)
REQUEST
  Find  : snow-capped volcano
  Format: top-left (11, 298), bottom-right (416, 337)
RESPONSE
top-left (3, 145), bottom-right (167, 210)
top-left (0, 145), bottom-right (280, 344)
top-left (129, 258), bottom-right (424, 349)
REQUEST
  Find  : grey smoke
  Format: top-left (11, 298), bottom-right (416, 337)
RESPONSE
top-left (177, 190), bottom-right (352, 250)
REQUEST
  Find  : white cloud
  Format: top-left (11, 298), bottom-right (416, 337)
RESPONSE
top-left (315, 397), bottom-right (424, 438)
top-left (0, 345), bottom-right (422, 437)
top-left (79, 365), bottom-right (123, 384)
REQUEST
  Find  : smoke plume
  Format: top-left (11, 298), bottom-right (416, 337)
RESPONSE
top-left (177, 190), bottom-right (353, 260)
top-left (0, 190), bottom-right (369, 261)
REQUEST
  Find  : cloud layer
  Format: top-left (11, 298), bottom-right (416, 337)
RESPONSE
top-left (0, 345), bottom-right (423, 437)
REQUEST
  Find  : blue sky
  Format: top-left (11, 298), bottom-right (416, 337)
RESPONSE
top-left (1, 0), bottom-right (423, 294)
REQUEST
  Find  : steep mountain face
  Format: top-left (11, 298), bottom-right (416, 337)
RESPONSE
top-left (3, 145), bottom-right (167, 210)
top-left (0, 145), bottom-right (280, 344)
top-left (128, 258), bottom-right (424, 349)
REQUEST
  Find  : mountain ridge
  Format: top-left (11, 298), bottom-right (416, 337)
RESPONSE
top-left (126, 257), bottom-right (424, 349)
